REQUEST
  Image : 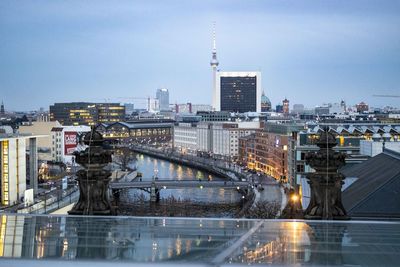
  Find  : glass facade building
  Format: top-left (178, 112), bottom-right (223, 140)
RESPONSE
top-left (215, 72), bottom-right (261, 113)
top-left (50, 102), bottom-right (125, 126)
top-left (220, 76), bottom-right (256, 113)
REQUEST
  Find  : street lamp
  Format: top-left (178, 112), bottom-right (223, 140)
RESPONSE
top-left (153, 168), bottom-right (158, 181)
top-left (282, 189), bottom-right (302, 219)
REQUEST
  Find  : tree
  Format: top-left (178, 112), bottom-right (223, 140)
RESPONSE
top-left (243, 200), bottom-right (280, 219)
top-left (114, 147), bottom-right (136, 171)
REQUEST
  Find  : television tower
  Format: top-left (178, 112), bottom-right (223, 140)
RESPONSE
top-left (210, 22), bottom-right (219, 111)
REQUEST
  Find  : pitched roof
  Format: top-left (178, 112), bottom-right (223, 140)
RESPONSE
top-left (342, 149), bottom-right (400, 218)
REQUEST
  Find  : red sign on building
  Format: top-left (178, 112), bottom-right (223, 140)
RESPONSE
top-left (64, 131), bottom-right (77, 155)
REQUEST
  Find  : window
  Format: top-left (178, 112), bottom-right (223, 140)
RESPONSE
top-left (297, 164), bottom-right (305, 173)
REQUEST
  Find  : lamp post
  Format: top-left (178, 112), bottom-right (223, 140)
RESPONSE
top-left (282, 188), bottom-right (302, 219)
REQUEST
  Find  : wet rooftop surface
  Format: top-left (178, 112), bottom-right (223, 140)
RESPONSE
top-left (0, 214), bottom-right (399, 266)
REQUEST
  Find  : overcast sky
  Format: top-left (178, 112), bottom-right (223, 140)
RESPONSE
top-left (1, 0), bottom-right (399, 111)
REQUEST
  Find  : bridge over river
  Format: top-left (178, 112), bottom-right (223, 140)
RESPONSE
top-left (110, 179), bottom-right (251, 190)
top-left (110, 179), bottom-right (258, 202)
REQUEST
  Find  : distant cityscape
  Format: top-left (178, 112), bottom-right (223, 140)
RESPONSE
top-left (1, 30), bottom-right (399, 215)
top-left (1, 1), bottom-right (400, 265)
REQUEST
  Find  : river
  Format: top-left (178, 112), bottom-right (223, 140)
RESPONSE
top-left (121, 153), bottom-right (242, 204)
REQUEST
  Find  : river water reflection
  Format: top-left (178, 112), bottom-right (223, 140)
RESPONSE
top-left (123, 153), bottom-right (241, 204)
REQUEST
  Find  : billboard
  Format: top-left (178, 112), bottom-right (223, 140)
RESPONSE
top-left (64, 131), bottom-right (77, 155)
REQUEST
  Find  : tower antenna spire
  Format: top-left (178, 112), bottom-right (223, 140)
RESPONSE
top-left (210, 21), bottom-right (219, 112)
top-left (210, 21), bottom-right (219, 67)
top-left (212, 21), bottom-right (216, 51)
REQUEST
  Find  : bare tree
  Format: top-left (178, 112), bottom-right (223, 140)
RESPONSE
top-left (114, 147), bottom-right (136, 171)
top-left (243, 200), bottom-right (280, 219)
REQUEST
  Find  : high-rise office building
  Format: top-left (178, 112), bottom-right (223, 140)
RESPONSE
top-left (49, 102), bottom-right (125, 126)
top-left (215, 71), bottom-right (262, 113)
top-left (156, 88), bottom-right (170, 111)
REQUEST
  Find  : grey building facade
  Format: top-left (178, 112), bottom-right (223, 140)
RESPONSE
top-left (156, 88), bottom-right (170, 111)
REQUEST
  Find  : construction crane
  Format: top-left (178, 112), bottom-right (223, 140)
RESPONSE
top-left (117, 97), bottom-right (149, 100)
top-left (372, 94), bottom-right (400, 98)
top-left (117, 97), bottom-right (152, 110)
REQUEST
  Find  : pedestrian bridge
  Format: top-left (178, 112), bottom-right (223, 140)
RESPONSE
top-left (109, 179), bottom-right (250, 190)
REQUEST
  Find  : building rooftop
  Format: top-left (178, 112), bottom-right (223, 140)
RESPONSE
top-left (0, 214), bottom-right (399, 266)
top-left (305, 124), bottom-right (400, 135)
top-left (51, 127), bottom-right (64, 132)
top-left (0, 133), bottom-right (46, 140)
top-left (108, 121), bottom-right (173, 129)
top-left (342, 149), bottom-right (400, 218)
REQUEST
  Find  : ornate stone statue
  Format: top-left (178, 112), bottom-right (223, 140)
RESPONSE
top-left (304, 127), bottom-right (348, 220)
top-left (69, 127), bottom-right (115, 215)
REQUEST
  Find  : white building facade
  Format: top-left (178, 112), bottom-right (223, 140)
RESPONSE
top-left (147, 98), bottom-right (160, 113)
top-left (173, 121), bottom-right (260, 158)
top-left (1, 134), bottom-right (41, 206)
top-left (51, 125), bottom-right (91, 164)
top-left (173, 123), bottom-right (198, 151)
top-left (1, 137), bottom-right (26, 206)
top-left (211, 122), bottom-right (260, 158)
top-left (197, 122), bottom-right (212, 152)
top-left (192, 104), bottom-right (212, 114)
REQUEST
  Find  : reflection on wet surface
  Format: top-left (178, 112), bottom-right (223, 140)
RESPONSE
top-left (0, 214), bottom-right (400, 266)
